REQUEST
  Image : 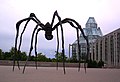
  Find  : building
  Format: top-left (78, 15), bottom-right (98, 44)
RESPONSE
top-left (91, 28), bottom-right (120, 68)
top-left (72, 17), bottom-right (103, 60)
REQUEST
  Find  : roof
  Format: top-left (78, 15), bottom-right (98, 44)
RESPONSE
top-left (86, 17), bottom-right (97, 24)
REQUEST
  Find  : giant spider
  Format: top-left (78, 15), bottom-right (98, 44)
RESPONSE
top-left (13, 10), bottom-right (89, 74)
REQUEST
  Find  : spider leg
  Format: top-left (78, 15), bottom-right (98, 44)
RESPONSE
top-left (64, 21), bottom-right (81, 72)
top-left (67, 22), bottom-right (81, 71)
top-left (13, 18), bottom-right (31, 71)
top-left (63, 18), bottom-right (90, 73)
top-left (17, 19), bottom-right (30, 70)
top-left (56, 27), bottom-right (59, 70)
top-left (60, 22), bottom-right (66, 74)
top-left (34, 28), bottom-right (41, 69)
top-left (14, 13), bottom-right (45, 73)
top-left (50, 11), bottom-right (66, 74)
top-left (13, 25), bottom-right (19, 71)
top-left (22, 25), bottom-right (39, 74)
top-left (53, 18), bottom-right (89, 73)
top-left (58, 20), bottom-right (81, 71)
top-left (13, 17), bottom-right (36, 71)
top-left (51, 11), bottom-right (59, 70)
top-left (51, 11), bottom-right (66, 74)
top-left (18, 19), bottom-right (30, 54)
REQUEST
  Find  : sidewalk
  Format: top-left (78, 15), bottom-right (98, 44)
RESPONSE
top-left (0, 66), bottom-right (120, 82)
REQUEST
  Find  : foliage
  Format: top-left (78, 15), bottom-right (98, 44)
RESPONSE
top-left (0, 49), bottom-right (4, 60)
top-left (0, 47), bottom-right (105, 65)
top-left (37, 53), bottom-right (49, 62)
top-left (87, 60), bottom-right (104, 68)
top-left (98, 60), bottom-right (104, 68)
top-left (70, 54), bottom-right (78, 63)
top-left (0, 49), bottom-right (2, 59)
top-left (0, 47), bottom-right (52, 62)
top-left (87, 60), bottom-right (98, 68)
top-left (55, 52), bottom-right (67, 62)
top-left (0, 47), bottom-right (27, 61)
top-left (0, 47), bottom-right (89, 63)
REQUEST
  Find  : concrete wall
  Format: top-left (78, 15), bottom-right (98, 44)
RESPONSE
top-left (0, 60), bottom-right (87, 68)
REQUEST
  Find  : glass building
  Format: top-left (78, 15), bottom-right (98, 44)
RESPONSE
top-left (72, 17), bottom-right (103, 60)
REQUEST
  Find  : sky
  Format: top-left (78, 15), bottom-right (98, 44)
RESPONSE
top-left (0, 0), bottom-right (120, 58)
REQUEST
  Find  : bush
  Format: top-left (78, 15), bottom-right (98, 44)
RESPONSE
top-left (98, 61), bottom-right (104, 68)
top-left (87, 60), bottom-right (98, 68)
top-left (87, 60), bottom-right (104, 68)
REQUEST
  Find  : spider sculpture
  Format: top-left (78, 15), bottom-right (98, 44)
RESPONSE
top-left (13, 10), bottom-right (89, 74)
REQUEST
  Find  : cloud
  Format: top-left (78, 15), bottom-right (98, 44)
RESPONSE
top-left (0, 0), bottom-right (120, 58)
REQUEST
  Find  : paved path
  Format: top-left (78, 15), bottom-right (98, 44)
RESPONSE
top-left (0, 66), bottom-right (120, 82)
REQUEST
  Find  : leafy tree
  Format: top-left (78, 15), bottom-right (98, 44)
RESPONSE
top-left (87, 60), bottom-right (98, 68)
top-left (55, 52), bottom-right (67, 62)
top-left (20, 52), bottom-right (27, 61)
top-left (4, 52), bottom-right (12, 60)
top-left (37, 53), bottom-right (49, 62)
top-left (70, 54), bottom-right (78, 63)
top-left (9, 47), bottom-right (27, 61)
top-left (0, 49), bottom-right (2, 59)
top-left (51, 58), bottom-right (56, 62)
top-left (87, 60), bottom-right (104, 68)
top-left (29, 55), bottom-right (35, 61)
top-left (98, 61), bottom-right (104, 68)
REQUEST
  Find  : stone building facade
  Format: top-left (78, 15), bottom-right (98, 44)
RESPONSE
top-left (91, 28), bottom-right (120, 68)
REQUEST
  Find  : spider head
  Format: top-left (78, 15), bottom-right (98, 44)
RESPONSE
top-left (44, 22), bottom-right (53, 40)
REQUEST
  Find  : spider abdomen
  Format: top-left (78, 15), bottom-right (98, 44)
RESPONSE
top-left (44, 22), bottom-right (53, 40)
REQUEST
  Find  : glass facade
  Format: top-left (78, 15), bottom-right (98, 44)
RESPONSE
top-left (72, 17), bottom-right (103, 60)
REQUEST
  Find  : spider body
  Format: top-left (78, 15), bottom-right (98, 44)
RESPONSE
top-left (13, 10), bottom-right (89, 74)
top-left (44, 22), bottom-right (53, 40)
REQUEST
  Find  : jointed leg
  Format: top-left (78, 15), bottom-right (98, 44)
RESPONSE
top-left (56, 27), bottom-right (59, 70)
top-left (14, 19), bottom-right (30, 71)
top-left (34, 28), bottom-right (41, 69)
top-left (13, 16), bottom-right (34, 71)
top-left (51, 11), bottom-right (66, 74)
top-left (54, 18), bottom-right (89, 73)
top-left (18, 19), bottom-right (30, 56)
top-left (56, 12), bottom-right (66, 74)
top-left (60, 23), bottom-right (66, 74)
top-left (13, 27), bottom-right (20, 71)
top-left (22, 25), bottom-right (39, 73)
top-left (13, 13), bottom-right (44, 73)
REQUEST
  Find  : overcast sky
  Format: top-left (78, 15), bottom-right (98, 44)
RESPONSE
top-left (0, 0), bottom-right (120, 57)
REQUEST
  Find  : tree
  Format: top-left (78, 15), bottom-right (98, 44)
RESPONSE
top-left (70, 54), bottom-right (78, 63)
top-left (55, 52), bottom-right (67, 62)
top-left (98, 61), bottom-right (104, 68)
top-left (9, 47), bottom-right (16, 60)
top-left (9, 47), bottom-right (27, 61)
top-left (87, 60), bottom-right (104, 68)
top-left (87, 60), bottom-right (98, 68)
top-left (4, 52), bottom-right (12, 60)
top-left (37, 53), bottom-right (49, 62)
top-left (0, 49), bottom-right (2, 59)
top-left (20, 52), bottom-right (27, 61)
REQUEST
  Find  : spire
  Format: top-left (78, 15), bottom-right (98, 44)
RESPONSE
top-left (86, 17), bottom-right (97, 28)
top-left (86, 17), bottom-right (97, 24)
